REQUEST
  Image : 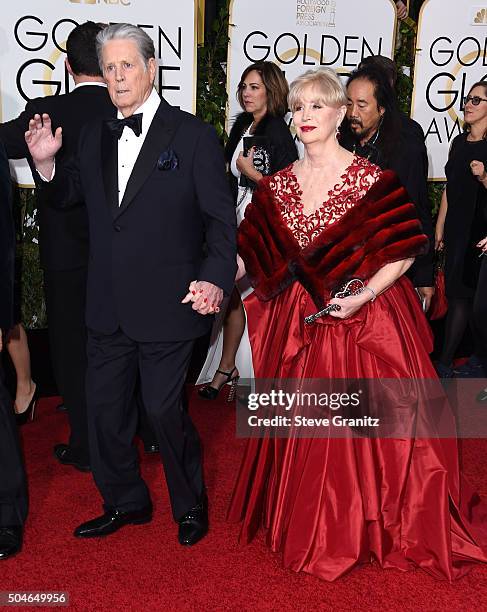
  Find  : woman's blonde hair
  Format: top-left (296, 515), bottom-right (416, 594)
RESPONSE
top-left (288, 68), bottom-right (347, 111)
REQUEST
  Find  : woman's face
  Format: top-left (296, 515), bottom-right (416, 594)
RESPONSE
top-left (292, 86), bottom-right (345, 146)
top-left (239, 70), bottom-right (268, 117)
top-left (464, 85), bottom-right (487, 126)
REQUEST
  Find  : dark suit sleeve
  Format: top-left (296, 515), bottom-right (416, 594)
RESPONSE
top-left (392, 137), bottom-right (434, 287)
top-left (34, 122), bottom-right (85, 210)
top-left (193, 125), bottom-right (237, 295)
top-left (0, 142), bottom-right (15, 331)
top-left (0, 100), bottom-right (38, 160)
top-left (407, 142), bottom-right (435, 287)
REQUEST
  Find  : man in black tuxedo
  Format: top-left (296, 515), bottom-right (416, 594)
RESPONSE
top-left (27, 23), bottom-right (236, 545)
top-left (0, 21), bottom-right (114, 472)
top-left (0, 142), bottom-right (27, 560)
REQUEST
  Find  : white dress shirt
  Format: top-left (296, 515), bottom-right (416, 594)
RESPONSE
top-left (72, 81), bottom-right (107, 91)
top-left (117, 88), bottom-right (160, 204)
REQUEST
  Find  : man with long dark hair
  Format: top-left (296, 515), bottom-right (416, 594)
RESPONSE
top-left (341, 65), bottom-right (435, 310)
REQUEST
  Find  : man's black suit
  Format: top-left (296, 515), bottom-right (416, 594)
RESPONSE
top-left (0, 142), bottom-right (28, 528)
top-left (38, 98), bottom-right (237, 519)
top-left (0, 85), bottom-right (114, 464)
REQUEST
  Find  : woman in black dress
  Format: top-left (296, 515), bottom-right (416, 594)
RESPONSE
top-left (435, 82), bottom-right (487, 376)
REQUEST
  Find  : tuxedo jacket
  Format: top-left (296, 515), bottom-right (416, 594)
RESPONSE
top-left (37, 99), bottom-right (237, 342)
top-left (0, 86), bottom-right (115, 271)
top-left (0, 143), bottom-right (15, 331)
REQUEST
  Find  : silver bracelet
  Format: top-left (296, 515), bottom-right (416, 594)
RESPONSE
top-left (362, 286), bottom-right (377, 302)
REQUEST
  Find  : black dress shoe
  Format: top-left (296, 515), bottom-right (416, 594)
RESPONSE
top-left (0, 526), bottom-right (23, 560)
top-left (178, 496), bottom-right (208, 546)
top-left (143, 442), bottom-right (160, 454)
top-left (53, 444), bottom-right (91, 472)
top-left (74, 506), bottom-right (152, 538)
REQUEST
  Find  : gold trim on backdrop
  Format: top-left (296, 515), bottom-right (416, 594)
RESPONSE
top-left (387, 0), bottom-right (399, 58)
top-left (197, 0), bottom-right (205, 45)
top-left (225, 0), bottom-right (236, 134)
top-left (409, 0), bottom-right (447, 181)
top-left (193, 0), bottom-right (199, 114)
top-left (410, 0), bottom-right (431, 122)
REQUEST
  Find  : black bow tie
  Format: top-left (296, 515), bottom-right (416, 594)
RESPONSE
top-left (105, 113), bottom-right (143, 139)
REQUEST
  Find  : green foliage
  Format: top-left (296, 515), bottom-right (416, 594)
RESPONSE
top-left (196, 1), bottom-right (231, 142)
top-left (395, 21), bottom-right (416, 115)
top-left (13, 186), bottom-right (47, 329)
top-left (428, 182), bottom-right (445, 217)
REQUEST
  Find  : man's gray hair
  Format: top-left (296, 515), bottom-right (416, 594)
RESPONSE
top-left (96, 23), bottom-right (155, 71)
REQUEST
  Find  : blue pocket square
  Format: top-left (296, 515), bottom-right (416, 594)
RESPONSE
top-left (157, 149), bottom-right (179, 171)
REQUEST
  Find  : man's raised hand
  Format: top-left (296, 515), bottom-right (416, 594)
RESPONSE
top-left (25, 113), bottom-right (62, 179)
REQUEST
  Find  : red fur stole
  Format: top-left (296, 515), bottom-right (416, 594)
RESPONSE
top-left (238, 170), bottom-right (428, 309)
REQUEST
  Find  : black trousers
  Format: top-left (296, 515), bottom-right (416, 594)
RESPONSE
top-left (86, 328), bottom-right (203, 521)
top-left (44, 267), bottom-right (89, 462)
top-left (0, 365), bottom-right (27, 526)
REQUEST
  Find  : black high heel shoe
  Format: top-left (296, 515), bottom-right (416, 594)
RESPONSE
top-left (15, 383), bottom-right (38, 426)
top-left (198, 367), bottom-right (239, 402)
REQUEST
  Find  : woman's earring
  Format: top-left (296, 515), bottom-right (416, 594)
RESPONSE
top-left (335, 125), bottom-right (341, 140)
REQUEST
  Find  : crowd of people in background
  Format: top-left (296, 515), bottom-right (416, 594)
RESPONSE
top-left (0, 14), bottom-right (486, 584)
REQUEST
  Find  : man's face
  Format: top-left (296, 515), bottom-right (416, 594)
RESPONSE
top-left (346, 78), bottom-right (384, 143)
top-left (102, 39), bottom-right (156, 117)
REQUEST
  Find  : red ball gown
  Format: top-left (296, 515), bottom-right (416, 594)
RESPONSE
top-left (228, 157), bottom-right (487, 581)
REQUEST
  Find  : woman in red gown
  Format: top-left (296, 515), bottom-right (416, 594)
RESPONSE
top-left (227, 68), bottom-right (487, 581)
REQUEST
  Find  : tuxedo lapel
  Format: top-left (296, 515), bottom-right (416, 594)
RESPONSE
top-left (101, 122), bottom-right (119, 216)
top-left (115, 101), bottom-right (180, 219)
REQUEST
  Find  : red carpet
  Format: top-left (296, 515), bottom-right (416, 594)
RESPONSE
top-left (1, 392), bottom-right (487, 611)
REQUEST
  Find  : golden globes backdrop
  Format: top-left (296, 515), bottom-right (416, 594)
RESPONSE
top-left (0, 0), bottom-right (198, 185)
top-left (411, 0), bottom-right (487, 180)
top-left (226, 0), bottom-right (397, 131)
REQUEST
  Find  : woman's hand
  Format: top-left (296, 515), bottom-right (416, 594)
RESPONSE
top-left (470, 159), bottom-right (487, 182)
top-left (477, 236), bottom-right (487, 255)
top-left (435, 188), bottom-right (448, 250)
top-left (327, 291), bottom-right (371, 319)
top-left (181, 280), bottom-right (222, 314)
top-left (235, 255), bottom-right (246, 281)
top-left (435, 225), bottom-right (444, 251)
top-left (416, 286), bottom-right (435, 312)
top-left (236, 149), bottom-right (262, 183)
top-left (395, 0), bottom-right (408, 19)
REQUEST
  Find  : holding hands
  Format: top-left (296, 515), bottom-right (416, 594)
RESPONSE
top-left (182, 280), bottom-right (223, 315)
top-left (477, 236), bottom-right (487, 256)
top-left (25, 113), bottom-right (62, 179)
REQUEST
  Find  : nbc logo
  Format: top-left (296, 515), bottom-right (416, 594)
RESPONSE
top-left (69, 0), bottom-right (132, 5)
